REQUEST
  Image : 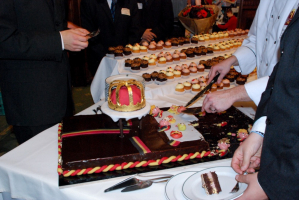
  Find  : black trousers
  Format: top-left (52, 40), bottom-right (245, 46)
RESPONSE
top-left (13, 88), bottom-right (74, 144)
top-left (13, 123), bottom-right (57, 144)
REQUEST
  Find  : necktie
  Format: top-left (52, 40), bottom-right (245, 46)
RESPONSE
top-left (111, 0), bottom-right (117, 21)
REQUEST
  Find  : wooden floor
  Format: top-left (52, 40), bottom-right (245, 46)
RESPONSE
top-left (0, 86), bottom-right (94, 156)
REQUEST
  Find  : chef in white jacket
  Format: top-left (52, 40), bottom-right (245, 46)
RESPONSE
top-left (202, 0), bottom-right (299, 136)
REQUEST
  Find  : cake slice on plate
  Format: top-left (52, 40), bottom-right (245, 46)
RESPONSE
top-left (201, 171), bottom-right (222, 195)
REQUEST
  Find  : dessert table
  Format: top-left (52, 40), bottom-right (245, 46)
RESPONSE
top-left (0, 35), bottom-right (257, 200)
top-left (0, 98), bottom-right (256, 200)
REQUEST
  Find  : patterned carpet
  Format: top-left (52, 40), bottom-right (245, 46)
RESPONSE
top-left (0, 86), bottom-right (94, 156)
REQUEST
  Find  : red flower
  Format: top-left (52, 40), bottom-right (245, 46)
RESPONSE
top-left (200, 9), bottom-right (208, 18)
top-left (196, 11), bottom-right (202, 18)
top-left (183, 8), bottom-right (191, 16)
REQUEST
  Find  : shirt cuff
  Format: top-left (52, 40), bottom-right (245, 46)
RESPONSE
top-left (233, 46), bottom-right (256, 75)
top-left (251, 116), bottom-right (266, 135)
top-left (59, 32), bottom-right (64, 50)
top-left (244, 76), bottom-right (269, 106)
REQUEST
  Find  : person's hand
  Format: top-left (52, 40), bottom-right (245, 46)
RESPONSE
top-left (235, 173), bottom-right (268, 200)
top-left (208, 56), bottom-right (238, 84)
top-left (60, 28), bottom-right (89, 51)
top-left (232, 132), bottom-right (263, 175)
top-left (202, 85), bottom-right (250, 113)
top-left (142, 29), bottom-right (157, 42)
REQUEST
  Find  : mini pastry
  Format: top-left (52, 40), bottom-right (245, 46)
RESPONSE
top-left (158, 56), bottom-right (166, 64)
top-left (164, 41), bottom-right (171, 48)
top-left (148, 58), bottom-right (156, 66)
top-left (217, 82), bottom-right (223, 89)
top-left (167, 67), bottom-right (174, 72)
top-left (133, 57), bottom-right (141, 64)
top-left (179, 52), bottom-right (187, 59)
top-left (170, 130), bottom-right (183, 139)
top-left (182, 64), bottom-right (188, 69)
top-left (157, 73), bottom-right (167, 82)
top-left (115, 45), bottom-right (124, 50)
top-left (199, 35), bottom-right (205, 42)
top-left (156, 42), bottom-right (164, 50)
top-left (223, 79), bottom-right (230, 87)
top-left (166, 71), bottom-right (174, 80)
top-left (185, 50), bottom-right (194, 58)
top-left (191, 78), bottom-right (199, 85)
top-left (236, 76), bottom-right (246, 85)
top-left (142, 73), bottom-right (151, 82)
top-left (125, 59), bottom-right (132, 67)
top-left (157, 52), bottom-right (165, 58)
top-left (171, 39), bottom-right (179, 47)
top-left (189, 66), bottom-right (197, 74)
top-left (173, 69), bottom-right (181, 78)
top-left (175, 65), bottom-right (182, 71)
top-left (194, 48), bottom-right (202, 56)
top-left (114, 49), bottom-right (123, 57)
top-left (141, 41), bottom-right (149, 47)
top-left (159, 70), bottom-right (166, 74)
top-left (123, 47), bottom-right (132, 55)
top-left (198, 76), bottom-right (206, 82)
top-left (211, 84), bottom-right (217, 92)
top-left (191, 36), bottom-right (199, 44)
top-left (181, 68), bottom-right (190, 76)
top-left (149, 54), bottom-right (157, 61)
top-left (189, 62), bottom-right (197, 68)
top-left (140, 45), bottom-right (148, 53)
top-left (125, 44), bottom-right (133, 50)
top-left (197, 64), bottom-right (205, 72)
top-left (105, 46), bottom-right (114, 52)
top-left (192, 83), bottom-right (201, 92)
top-left (183, 81), bottom-right (191, 90)
top-left (148, 43), bottom-right (156, 51)
top-left (175, 83), bottom-right (185, 92)
top-left (140, 60), bottom-right (148, 69)
top-left (184, 37), bottom-right (190, 45)
top-left (131, 62), bottom-right (140, 71)
top-left (172, 53), bottom-right (180, 61)
top-left (132, 45), bottom-right (140, 53)
top-left (151, 71), bottom-right (159, 80)
top-left (142, 56), bottom-right (149, 61)
top-left (166, 55), bottom-right (173, 63)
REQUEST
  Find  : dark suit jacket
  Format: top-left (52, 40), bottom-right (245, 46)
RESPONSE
top-left (0, 0), bottom-right (72, 126)
top-left (81, 0), bottom-right (141, 75)
top-left (254, 10), bottom-right (299, 199)
top-left (139, 0), bottom-right (174, 42)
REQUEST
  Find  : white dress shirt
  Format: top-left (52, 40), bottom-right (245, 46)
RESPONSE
top-left (233, 0), bottom-right (299, 134)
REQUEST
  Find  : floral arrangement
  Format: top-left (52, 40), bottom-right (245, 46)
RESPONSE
top-left (182, 5), bottom-right (215, 19)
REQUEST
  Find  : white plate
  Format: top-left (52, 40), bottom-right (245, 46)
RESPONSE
top-left (165, 171), bottom-right (197, 200)
top-left (182, 166), bottom-right (247, 200)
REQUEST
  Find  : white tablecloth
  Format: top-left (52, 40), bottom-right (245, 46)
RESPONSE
top-left (0, 98), bottom-right (256, 200)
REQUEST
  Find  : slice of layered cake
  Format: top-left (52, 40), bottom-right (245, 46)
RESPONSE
top-left (201, 171), bottom-right (222, 195)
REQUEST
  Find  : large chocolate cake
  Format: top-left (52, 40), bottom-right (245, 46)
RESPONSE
top-left (58, 106), bottom-right (253, 186)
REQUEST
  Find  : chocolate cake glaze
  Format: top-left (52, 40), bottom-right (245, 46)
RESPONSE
top-left (61, 114), bottom-right (208, 170)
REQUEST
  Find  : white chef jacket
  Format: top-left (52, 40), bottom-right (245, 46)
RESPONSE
top-left (233, 0), bottom-right (299, 134)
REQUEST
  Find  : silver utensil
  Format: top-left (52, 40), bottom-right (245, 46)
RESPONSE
top-left (185, 73), bottom-right (220, 108)
top-left (104, 174), bottom-right (172, 192)
top-left (121, 177), bottom-right (170, 192)
top-left (230, 181), bottom-right (240, 193)
top-left (86, 29), bottom-right (100, 39)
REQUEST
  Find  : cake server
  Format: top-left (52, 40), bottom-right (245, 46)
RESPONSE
top-left (121, 177), bottom-right (169, 192)
top-left (184, 73), bottom-right (220, 108)
top-left (104, 174), bottom-right (173, 192)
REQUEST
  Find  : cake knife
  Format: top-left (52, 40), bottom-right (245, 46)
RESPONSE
top-left (184, 73), bottom-right (220, 108)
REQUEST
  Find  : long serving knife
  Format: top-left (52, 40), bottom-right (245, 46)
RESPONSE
top-left (184, 73), bottom-right (220, 108)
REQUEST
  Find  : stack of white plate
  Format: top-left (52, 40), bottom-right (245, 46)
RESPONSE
top-left (164, 166), bottom-right (247, 200)
top-left (105, 74), bottom-right (145, 101)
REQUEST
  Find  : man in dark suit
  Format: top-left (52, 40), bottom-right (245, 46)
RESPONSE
top-left (139, 0), bottom-right (174, 42)
top-left (231, 9), bottom-right (299, 199)
top-left (80, 0), bottom-right (141, 76)
top-left (0, 0), bottom-right (89, 144)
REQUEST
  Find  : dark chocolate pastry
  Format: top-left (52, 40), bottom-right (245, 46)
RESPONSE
top-left (142, 73), bottom-right (152, 82)
top-left (125, 59), bottom-right (132, 67)
top-left (108, 47), bottom-right (115, 54)
top-left (114, 49), bottom-right (123, 57)
top-left (140, 60), bottom-right (149, 69)
top-left (151, 71), bottom-right (159, 80)
top-left (123, 47), bottom-right (132, 56)
top-left (131, 62), bottom-right (140, 71)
